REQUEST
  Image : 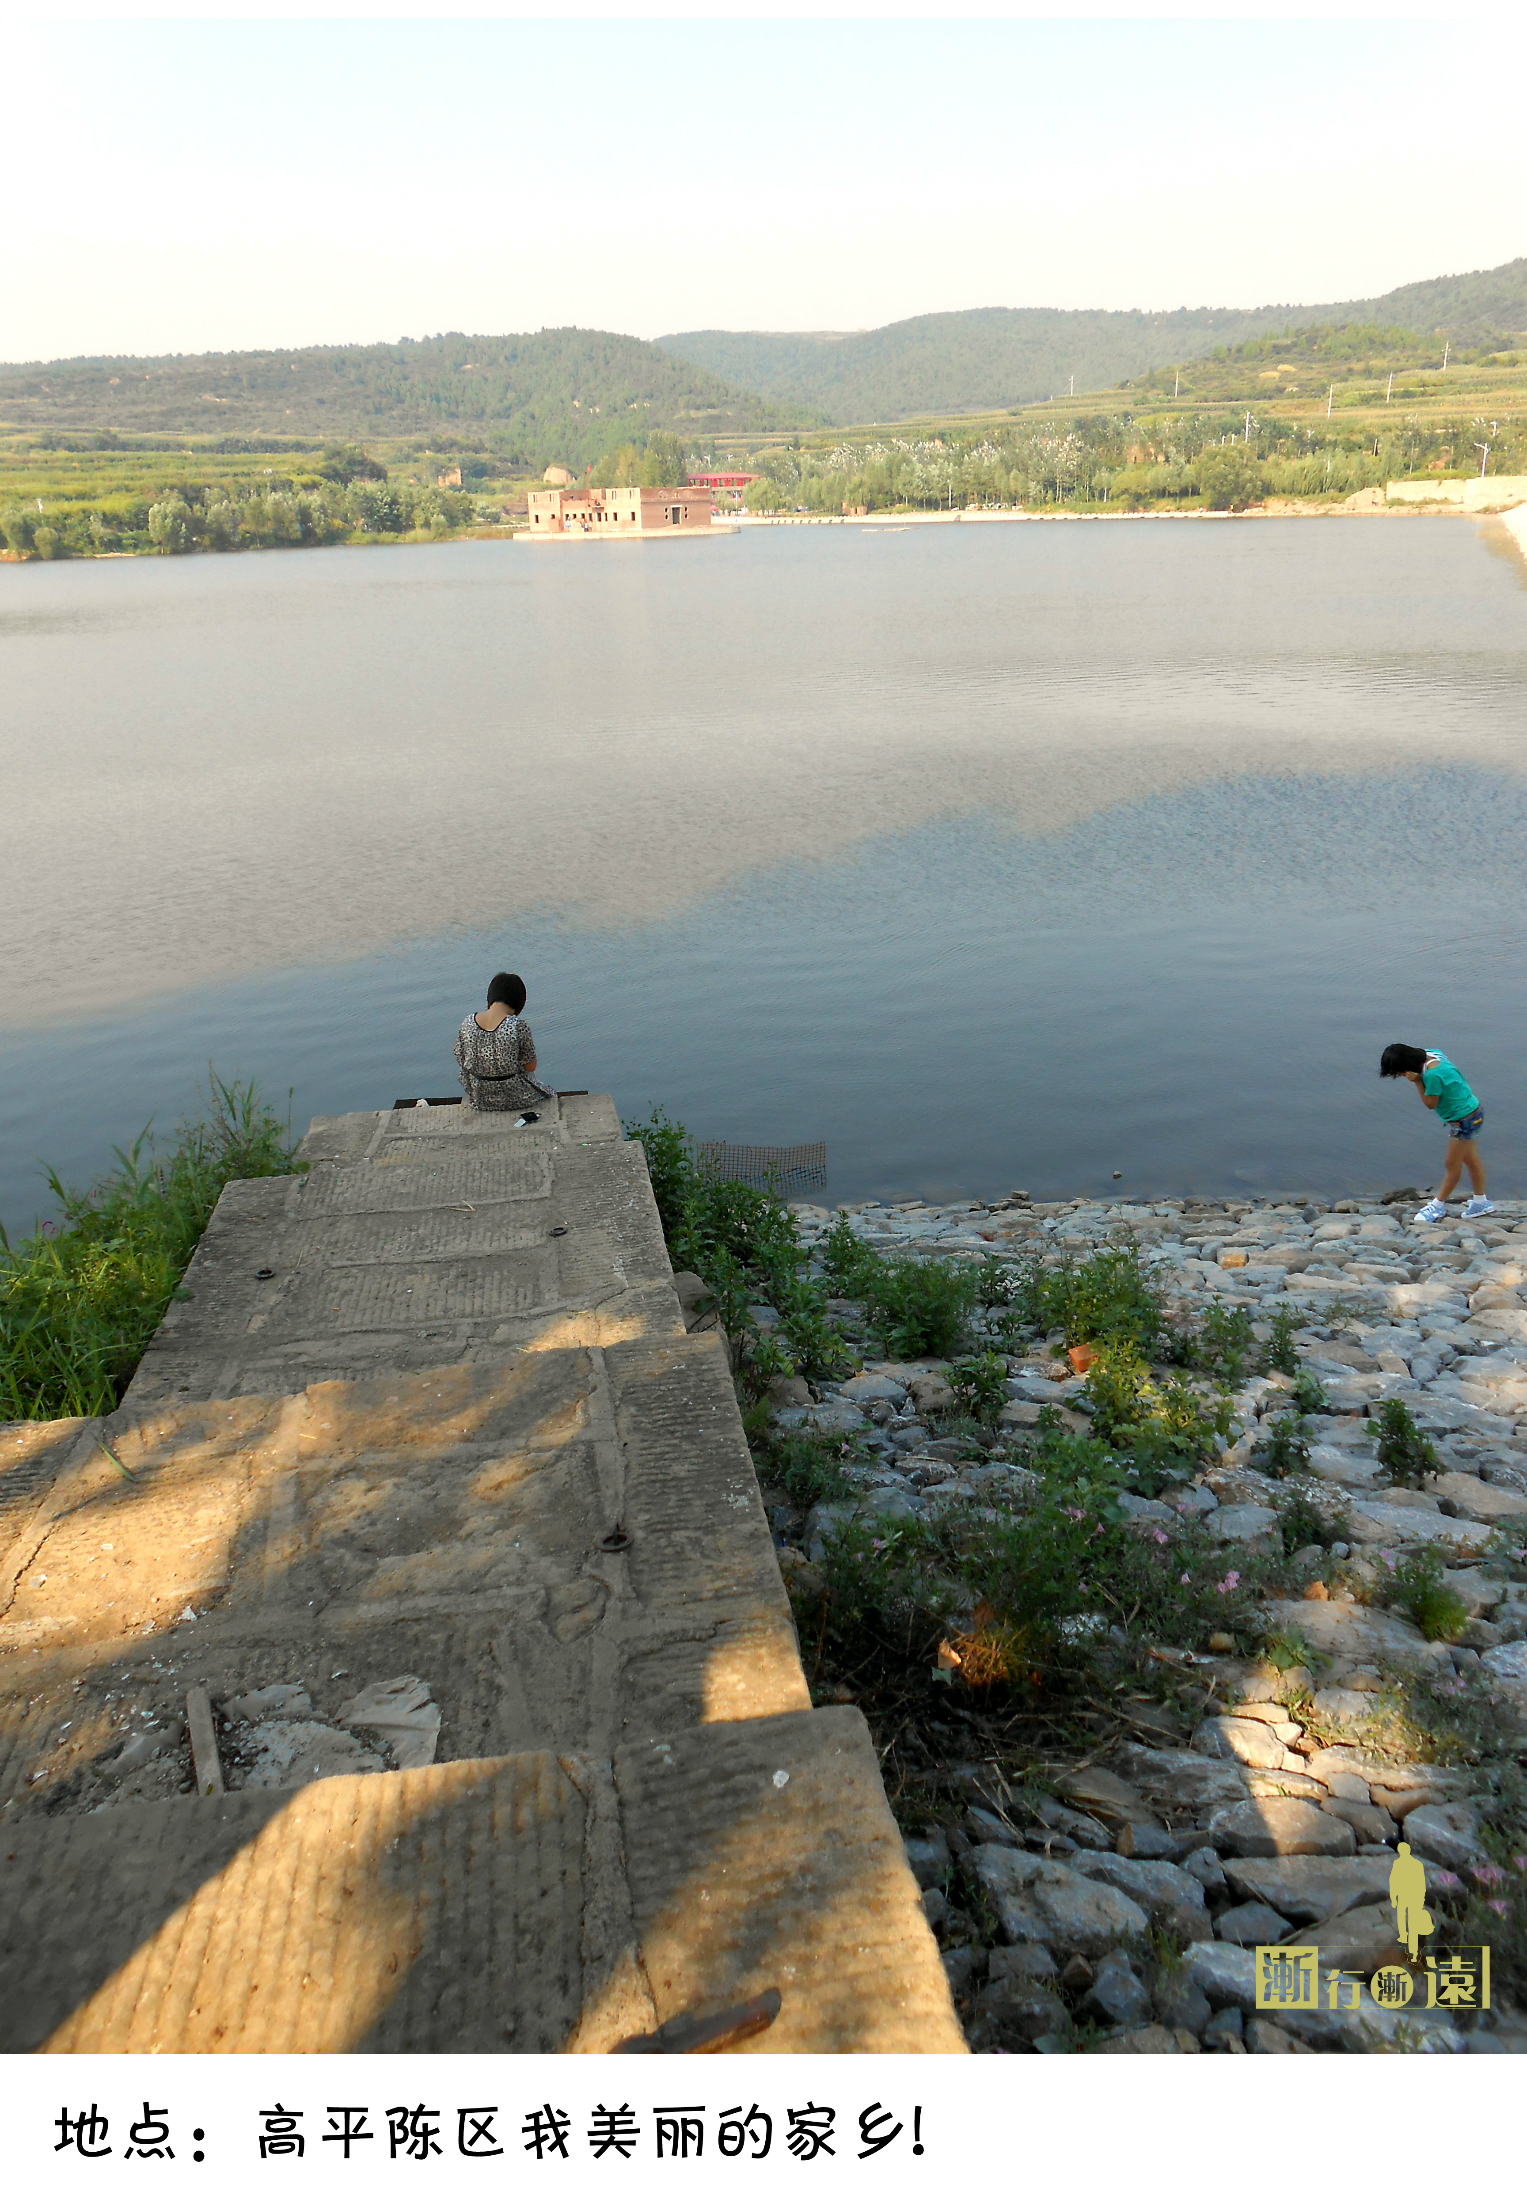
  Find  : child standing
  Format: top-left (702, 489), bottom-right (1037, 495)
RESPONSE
top-left (1379, 1043), bottom-right (1492, 1224)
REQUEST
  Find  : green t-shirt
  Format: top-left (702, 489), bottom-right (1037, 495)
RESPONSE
top-left (1423, 1051), bottom-right (1478, 1123)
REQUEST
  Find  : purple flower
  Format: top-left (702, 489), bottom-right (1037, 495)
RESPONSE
top-left (1153, 1528), bottom-right (1169, 1545)
top-left (1488, 1899), bottom-right (1509, 1918)
top-left (1215, 1570), bottom-right (1241, 1595)
top-left (1432, 1870), bottom-right (1461, 1889)
top-left (1469, 1864), bottom-right (1505, 1888)
top-left (1180, 1572), bottom-right (1192, 1585)
top-left (1512, 1854), bottom-right (1527, 1874)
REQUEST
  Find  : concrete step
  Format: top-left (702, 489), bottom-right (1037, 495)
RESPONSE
top-left (0, 1099), bottom-right (958, 2054)
top-left (1, 1329), bottom-right (805, 1771)
top-left (126, 1095), bottom-right (682, 1406)
top-left (0, 1706), bottom-right (962, 2054)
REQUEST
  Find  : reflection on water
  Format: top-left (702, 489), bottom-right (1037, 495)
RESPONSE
top-left (1, 521), bottom-right (1524, 1232)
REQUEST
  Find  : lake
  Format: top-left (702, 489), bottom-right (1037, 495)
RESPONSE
top-left (2, 516), bottom-right (1525, 1235)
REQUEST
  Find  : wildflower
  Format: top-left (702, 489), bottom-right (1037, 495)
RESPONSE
top-left (1152, 1528), bottom-right (1169, 1545)
top-left (1432, 1870), bottom-right (1461, 1889)
top-left (1469, 1864), bottom-right (1505, 1888)
top-left (1180, 1572), bottom-right (1192, 1585)
top-left (1215, 1570), bottom-right (1241, 1595)
top-left (1488, 1899), bottom-right (1509, 1918)
top-left (1513, 1854), bottom-right (1527, 1873)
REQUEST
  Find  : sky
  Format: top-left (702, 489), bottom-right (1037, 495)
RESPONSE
top-left (4, 13), bottom-right (1526, 363)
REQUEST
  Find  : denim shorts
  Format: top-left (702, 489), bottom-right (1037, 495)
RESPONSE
top-left (1448, 1105), bottom-right (1485, 1141)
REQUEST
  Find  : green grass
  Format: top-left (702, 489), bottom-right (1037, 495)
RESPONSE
top-left (0, 1075), bottom-right (303, 1419)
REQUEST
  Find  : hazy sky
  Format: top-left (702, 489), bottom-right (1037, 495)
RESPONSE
top-left (5, 15), bottom-right (1525, 362)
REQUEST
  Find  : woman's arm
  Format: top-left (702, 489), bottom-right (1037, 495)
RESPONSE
top-left (519, 1021), bottom-right (538, 1074)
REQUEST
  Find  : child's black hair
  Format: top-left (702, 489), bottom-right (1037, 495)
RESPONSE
top-left (487, 971), bottom-right (527, 1013)
top-left (1380, 1043), bottom-right (1429, 1078)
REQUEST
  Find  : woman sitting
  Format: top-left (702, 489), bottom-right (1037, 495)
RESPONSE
top-left (454, 972), bottom-right (552, 1112)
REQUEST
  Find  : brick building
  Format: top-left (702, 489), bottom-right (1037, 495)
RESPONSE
top-left (526, 485), bottom-right (715, 535)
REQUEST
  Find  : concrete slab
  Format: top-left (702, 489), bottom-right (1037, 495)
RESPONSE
top-left (125, 1122), bottom-right (682, 1406)
top-left (0, 1709), bottom-right (961, 2055)
top-left (0, 1103), bottom-right (951, 2054)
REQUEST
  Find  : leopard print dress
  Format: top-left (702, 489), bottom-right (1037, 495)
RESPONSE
top-left (453, 1014), bottom-right (551, 1110)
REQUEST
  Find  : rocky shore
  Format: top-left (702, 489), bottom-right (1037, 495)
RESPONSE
top-left (743, 1188), bottom-right (1527, 2054)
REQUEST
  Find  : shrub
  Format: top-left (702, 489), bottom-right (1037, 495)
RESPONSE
top-left (1083, 1339), bottom-right (1231, 1491)
top-left (0, 1075), bottom-right (302, 1418)
top-left (1197, 1302), bottom-right (1256, 1385)
top-left (1259, 1306), bottom-right (1305, 1375)
top-left (1292, 1367), bottom-right (1329, 1415)
top-left (1007, 1244), bottom-right (1166, 1356)
top-left (947, 1352), bottom-right (1009, 1425)
top-left (1379, 1546), bottom-right (1468, 1641)
top-left (758, 1430), bottom-right (859, 1511)
top-left (1255, 1413), bottom-right (1311, 1479)
top-left (1367, 1398), bottom-right (1441, 1489)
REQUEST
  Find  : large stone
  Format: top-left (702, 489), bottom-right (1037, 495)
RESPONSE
top-left (1080, 1950), bottom-right (1151, 2028)
top-left (1180, 1941), bottom-right (1258, 2010)
top-left (1068, 1853), bottom-right (1213, 1942)
top-left (968, 1975), bottom-right (1071, 2046)
top-left (1209, 1503), bottom-right (1280, 1544)
top-left (838, 1374), bottom-right (909, 1406)
top-left (1051, 1762), bottom-right (1160, 1827)
top-left (1109, 1745), bottom-right (1251, 1813)
top-left (1400, 1803), bottom-right (1483, 1870)
top-left (1430, 1472), bottom-right (1527, 1524)
top-left (1095, 2025), bottom-right (1179, 2054)
top-left (907, 1374), bottom-right (954, 1412)
top-left (1152, 1968), bottom-right (1214, 2037)
top-left (1024, 1868), bottom-right (1150, 1954)
top-left (1215, 1901), bottom-right (1293, 1946)
top-left (1344, 1502), bottom-right (1495, 1553)
top-left (1221, 1853), bottom-right (1395, 1924)
top-left (1310, 1688), bottom-right (1378, 1724)
top-left (1256, 1598), bottom-right (1437, 1668)
top-left (1209, 1799), bottom-right (1356, 1859)
top-left (1283, 1901), bottom-right (1407, 1978)
top-left (1192, 1717), bottom-right (1293, 1772)
top-left (1482, 1639), bottom-right (1527, 1680)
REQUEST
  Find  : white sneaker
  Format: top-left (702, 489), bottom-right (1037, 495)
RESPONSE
top-left (1464, 1195), bottom-right (1495, 1219)
top-left (1412, 1199), bottom-right (1447, 1225)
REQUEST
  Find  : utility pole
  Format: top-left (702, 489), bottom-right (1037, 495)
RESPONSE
top-left (1327, 384), bottom-right (1335, 418)
top-left (1442, 341), bottom-right (1449, 372)
top-left (1069, 374), bottom-right (1074, 398)
top-left (1174, 369), bottom-right (1180, 399)
top-left (1475, 442), bottom-right (1490, 478)
top-left (1386, 372), bottom-right (1393, 403)
top-left (1243, 411), bottom-right (1253, 445)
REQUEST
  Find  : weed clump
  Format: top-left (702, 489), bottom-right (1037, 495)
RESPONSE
top-left (1367, 1398), bottom-right (1441, 1489)
top-left (624, 1110), bottom-right (855, 1391)
top-left (0, 1075), bottom-right (303, 1419)
top-left (1259, 1305), bottom-right (1305, 1375)
top-left (1377, 1545), bottom-right (1469, 1641)
top-left (1005, 1244), bottom-right (1167, 1358)
top-left (1255, 1413), bottom-right (1311, 1479)
top-left (820, 1216), bottom-right (977, 1357)
top-left (1081, 1339), bottom-right (1231, 1494)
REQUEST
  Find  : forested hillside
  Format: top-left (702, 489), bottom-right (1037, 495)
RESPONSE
top-left (658, 258), bottom-right (1527, 423)
top-left (0, 328), bottom-right (802, 471)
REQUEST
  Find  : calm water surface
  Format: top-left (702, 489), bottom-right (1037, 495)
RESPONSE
top-left (2, 519), bottom-right (1525, 1233)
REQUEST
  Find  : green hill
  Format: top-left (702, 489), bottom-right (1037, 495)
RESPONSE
top-left (657, 257), bottom-right (1527, 424)
top-left (0, 328), bottom-right (804, 471)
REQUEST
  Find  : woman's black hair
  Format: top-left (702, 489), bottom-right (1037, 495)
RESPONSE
top-left (1380, 1043), bottom-right (1429, 1078)
top-left (487, 972), bottom-right (526, 1013)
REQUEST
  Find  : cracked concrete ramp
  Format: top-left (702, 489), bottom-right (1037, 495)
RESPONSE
top-left (0, 1708), bottom-right (959, 2054)
top-left (0, 1099), bottom-right (959, 2052)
